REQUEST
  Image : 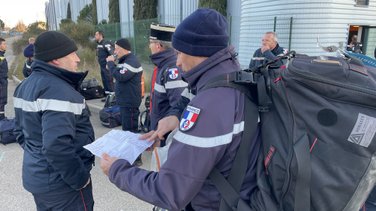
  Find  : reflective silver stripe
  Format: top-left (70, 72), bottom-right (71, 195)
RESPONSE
top-left (181, 88), bottom-right (195, 100)
top-left (165, 80), bottom-right (187, 89)
top-left (277, 54), bottom-right (285, 56)
top-left (154, 83), bottom-right (166, 93)
top-left (97, 45), bottom-right (103, 48)
top-left (174, 121), bottom-right (244, 148)
top-left (117, 63), bottom-right (143, 73)
top-left (13, 97), bottom-right (85, 115)
top-left (252, 57), bottom-right (265, 61)
top-left (25, 63), bottom-right (31, 69)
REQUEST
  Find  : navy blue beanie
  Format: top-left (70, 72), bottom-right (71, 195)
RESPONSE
top-left (23, 44), bottom-right (34, 58)
top-left (172, 8), bottom-right (228, 57)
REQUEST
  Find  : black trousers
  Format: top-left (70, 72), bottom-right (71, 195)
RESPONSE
top-left (120, 106), bottom-right (140, 132)
top-left (32, 182), bottom-right (94, 211)
top-left (99, 66), bottom-right (114, 93)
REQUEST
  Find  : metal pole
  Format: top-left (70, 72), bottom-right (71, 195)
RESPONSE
top-left (180, 0), bottom-right (183, 23)
top-left (288, 17), bottom-right (293, 51)
top-left (273, 16), bottom-right (277, 32)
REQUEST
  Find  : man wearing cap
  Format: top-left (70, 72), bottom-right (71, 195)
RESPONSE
top-left (148, 23), bottom-right (187, 135)
top-left (0, 37), bottom-right (8, 120)
top-left (22, 37), bottom-right (35, 78)
top-left (106, 38), bottom-right (143, 135)
top-left (14, 31), bottom-right (95, 211)
top-left (100, 8), bottom-right (259, 211)
top-left (95, 30), bottom-right (115, 98)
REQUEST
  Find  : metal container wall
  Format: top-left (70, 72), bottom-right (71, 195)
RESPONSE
top-left (228, 0), bottom-right (242, 54)
top-left (97, 0), bottom-right (110, 23)
top-left (119, 0), bottom-right (134, 38)
top-left (45, 0), bottom-right (69, 30)
top-left (158, 0), bottom-right (198, 26)
top-left (238, 0), bottom-right (376, 67)
top-left (69, 0), bottom-right (91, 22)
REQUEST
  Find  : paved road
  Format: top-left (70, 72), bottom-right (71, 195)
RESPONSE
top-left (0, 37), bottom-right (154, 211)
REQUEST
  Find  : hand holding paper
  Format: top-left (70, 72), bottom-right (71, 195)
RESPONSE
top-left (84, 130), bottom-right (154, 164)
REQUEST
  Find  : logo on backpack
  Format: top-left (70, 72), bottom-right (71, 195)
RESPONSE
top-left (180, 106), bottom-right (200, 131)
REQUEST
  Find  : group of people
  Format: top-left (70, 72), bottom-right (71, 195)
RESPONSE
top-left (2, 7), bottom-right (375, 211)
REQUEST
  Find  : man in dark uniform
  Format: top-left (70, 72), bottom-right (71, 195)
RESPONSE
top-left (249, 31), bottom-right (286, 70)
top-left (100, 9), bottom-right (260, 211)
top-left (14, 31), bottom-right (95, 211)
top-left (148, 23), bottom-right (187, 134)
top-left (106, 38), bottom-right (142, 133)
top-left (0, 37), bottom-right (8, 120)
top-left (95, 30), bottom-right (114, 97)
top-left (22, 37), bottom-right (35, 78)
top-left (106, 38), bottom-right (143, 166)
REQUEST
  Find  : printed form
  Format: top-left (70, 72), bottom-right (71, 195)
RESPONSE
top-left (84, 130), bottom-right (154, 164)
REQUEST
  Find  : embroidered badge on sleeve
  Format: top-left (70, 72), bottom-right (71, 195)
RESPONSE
top-left (168, 68), bottom-right (179, 80)
top-left (180, 105), bottom-right (201, 131)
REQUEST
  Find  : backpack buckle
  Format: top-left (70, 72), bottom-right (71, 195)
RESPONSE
top-left (234, 71), bottom-right (258, 84)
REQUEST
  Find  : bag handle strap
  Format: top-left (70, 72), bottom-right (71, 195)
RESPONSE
top-left (203, 72), bottom-right (259, 211)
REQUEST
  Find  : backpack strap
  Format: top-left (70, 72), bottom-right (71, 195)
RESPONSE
top-left (203, 71), bottom-right (259, 211)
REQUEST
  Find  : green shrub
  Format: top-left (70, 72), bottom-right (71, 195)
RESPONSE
top-left (60, 21), bottom-right (96, 49)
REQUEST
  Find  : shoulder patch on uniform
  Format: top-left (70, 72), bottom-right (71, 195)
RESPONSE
top-left (119, 68), bottom-right (127, 74)
top-left (168, 68), bottom-right (179, 80)
top-left (180, 105), bottom-right (201, 131)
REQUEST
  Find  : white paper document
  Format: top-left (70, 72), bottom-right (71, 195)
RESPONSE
top-left (84, 130), bottom-right (154, 164)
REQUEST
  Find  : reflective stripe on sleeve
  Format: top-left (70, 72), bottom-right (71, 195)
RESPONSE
top-left (154, 83), bottom-right (166, 93)
top-left (174, 121), bottom-right (244, 148)
top-left (165, 80), bottom-right (187, 89)
top-left (117, 63), bottom-right (143, 73)
top-left (181, 88), bottom-right (195, 100)
top-left (13, 97), bottom-right (85, 115)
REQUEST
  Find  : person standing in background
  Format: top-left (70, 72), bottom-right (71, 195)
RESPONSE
top-left (106, 38), bottom-right (143, 165)
top-left (249, 32), bottom-right (286, 70)
top-left (0, 37), bottom-right (8, 120)
top-left (148, 23), bottom-right (187, 140)
top-left (22, 37), bottom-right (35, 78)
top-left (95, 30), bottom-right (114, 99)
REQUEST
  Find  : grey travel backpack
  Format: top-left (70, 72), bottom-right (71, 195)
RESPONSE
top-left (208, 53), bottom-right (376, 211)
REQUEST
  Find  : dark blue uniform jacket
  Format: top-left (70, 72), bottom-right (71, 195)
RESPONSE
top-left (13, 60), bottom-right (95, 194)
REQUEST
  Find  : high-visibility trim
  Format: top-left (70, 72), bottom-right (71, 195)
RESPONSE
top-left (252, 57), bottom-right (265, 61)
top-left (117, 63), bottom-right (143, 73)
top-left (25, 63), bottom-right (32, 69)
top-left (181, 88), bottom-right (195, 100)
top-left (13, 97), bottom-right (85, 115)
top-left (154, 83), bottom-right (166, 93)
top-left (165, 80), bottom-right (187, 89)
top-left (174, 121), bottom-right (244, 148)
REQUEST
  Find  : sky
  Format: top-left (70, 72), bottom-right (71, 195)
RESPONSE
top-left (0, 0), bottom-right (47, 28)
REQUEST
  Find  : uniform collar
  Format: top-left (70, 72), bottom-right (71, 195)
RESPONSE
top-left (149, 48), bottom-right (177, 68)
top-left (31, 60), bottom-right (88, 89)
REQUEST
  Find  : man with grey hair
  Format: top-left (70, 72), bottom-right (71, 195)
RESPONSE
top-left (249, 31), bottom-right (286, 70)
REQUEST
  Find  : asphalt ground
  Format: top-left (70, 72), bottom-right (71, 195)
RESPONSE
top-left (0, 36), bottom-right (154, 211)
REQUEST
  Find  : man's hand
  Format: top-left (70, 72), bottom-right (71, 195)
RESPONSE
top-left (100, 153), bottom-right (119, 176)
top-left (139, 115), bottom-right (179, 142)
top-left (106, 55), bottom-right (116, 62)
top-left (261, 45), bottom-right (271, 53)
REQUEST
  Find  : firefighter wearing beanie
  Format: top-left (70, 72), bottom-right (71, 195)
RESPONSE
top-left (14, 31), bottom-right (95, 211)
top-left (100, 8), bottom-right (259, 211)
top-left (106, 39), bottom-right (143, 163)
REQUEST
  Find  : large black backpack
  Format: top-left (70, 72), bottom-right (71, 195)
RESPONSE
top-left (208, 53), bottom-right (376, 211)
top-left (99, 93), bottom-right (121, 128)
top-left (80, 78), bottom-right (105, 100)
